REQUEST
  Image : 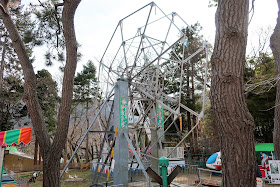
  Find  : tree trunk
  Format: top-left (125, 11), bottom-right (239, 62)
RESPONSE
top-left (39, 146), bottom-right (42, 166)
top-left (187, 111), bottom-right (191, 132)
top-left (0, 37), bottom-right (7, 93)
top-left (62, 140), bottom-right (68, 178)
top-left (0, 0), bottom-right (81, 186)
top-left (34, 138), bottom-right (38, 165)
top-left (0, 0), bottom-right (51, 156)
top-left (191, 61), bottom-right (198, 151)
top-left (210, 0), bottom-right (256, 186)
top-left (271, 0), bottom-right (280, 160)
top-left (43, 155), bottom-right (61, 186)
top-left (186, 63), bottom-right (193, 142)
top-left (191, 60), bottom-right (195, 105)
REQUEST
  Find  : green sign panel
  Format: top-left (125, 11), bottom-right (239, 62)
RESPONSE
top-left (156, 103), bottom-right (164, 130)
top-left (120, 98), bottom-right (128, 129)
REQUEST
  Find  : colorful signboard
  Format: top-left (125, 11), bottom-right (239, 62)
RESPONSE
top-left (120, 98), bottom-right (128, 129)
top-left (0, 127), bottom-right (32, 146)
top-left (156, 103), bottom-right (164, 130)
top-left (269, 160), bottom-right (280, 184)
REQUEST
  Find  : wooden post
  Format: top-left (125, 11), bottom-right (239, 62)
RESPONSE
top-left (0, 147), bottom-right (5, 187)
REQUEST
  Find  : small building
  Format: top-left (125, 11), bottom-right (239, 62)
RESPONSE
top-left (4, 151), bottom-right (42, 172)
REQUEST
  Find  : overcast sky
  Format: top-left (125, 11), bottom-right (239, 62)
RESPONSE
top-left (23, 0), bottom-right (278, 78)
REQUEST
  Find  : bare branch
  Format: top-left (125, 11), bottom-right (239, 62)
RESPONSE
top-left (248, 0), bottom-right (255, 25)
top-left (0, 0), bottom-right (8, 14)
top-left (54, 3), bottom-right (64, 7)
top-left (245, 75), bottom-right (280, 94)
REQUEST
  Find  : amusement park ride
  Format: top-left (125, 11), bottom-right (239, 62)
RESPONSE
top-left (205, 145), bottom-right (279, 185)
top-left (61, 2), bottom-right (210, 186)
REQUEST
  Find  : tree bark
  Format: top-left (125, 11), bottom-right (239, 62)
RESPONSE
top-left (43, 1), bottom-right (81, 185)
top-left (0, 0), bottom-right (51, 152)
top-left (62, 140), bottom-right (68, 178)
top-left (34, 138), bottom-right (38, 165)
top-left (39, 146), bottom-right (42, 166)
top-left (271, 0), bottom-right (280, 160)
top-left (0, 0), bottom-right (81, 186)
top-left (191, 62), bottom-right (198, 151)
top-left (210, 0), bottom-right (256, 186)
top-left (0, 37), bottom-right (7, 93)
top-left (43, 155), bottom-right (61, 187)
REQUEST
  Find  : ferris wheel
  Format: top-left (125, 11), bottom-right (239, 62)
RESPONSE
top-left (62, 2), bottom-right (210, 185)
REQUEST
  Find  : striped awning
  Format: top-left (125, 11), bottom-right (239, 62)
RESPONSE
top-left (0, 127), bottom-right (32, 146)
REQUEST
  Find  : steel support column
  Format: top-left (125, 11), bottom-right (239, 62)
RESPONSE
top-left (113, 79), bottom-right (129, 186)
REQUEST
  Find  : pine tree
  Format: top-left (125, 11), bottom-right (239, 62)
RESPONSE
top-left (0, 0), bottom-right (82, 185)
top-left (162, 24), bottom-right (208, 147)
top-left (245, 53), bottom-right (276, 143)
top-left (73, 60), bottom-right (98, 163)
top-left (0, 4), bottom-right (37, 131)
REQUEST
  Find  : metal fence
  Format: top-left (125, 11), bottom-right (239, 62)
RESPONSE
top-left (91, 161), bottom-right (152, 187)
top-left (92, 162), bottom-right (201, 187)
top-left (171, 164), bottom-right (199, 186)
top-left (197, 168), bottom-right (222, 187)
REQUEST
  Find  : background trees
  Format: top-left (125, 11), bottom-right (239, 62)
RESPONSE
top-left (163, 24), bottom-right (213, 155)
top-left (0, 75), bottom-right (26, 131)
top-left (245, 53), bottom-right (276, 143)
top-left (0, 5), bottom-right (36, 131)
top-left (36, 69), bottom-right (59, 135)
top-left (163, 23), bottom-right (206, 135)
top-left (72, 60), bottom-right (98, 163)
top-left (0, 0), bottom-right (82, 186)
top-left (0, 0), bottom-right (278, 186)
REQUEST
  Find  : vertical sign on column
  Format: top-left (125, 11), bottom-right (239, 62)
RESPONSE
top-left (156, 103), bottom-right (164, 130)
top-left (120, 98), bottom-right (128, 129)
